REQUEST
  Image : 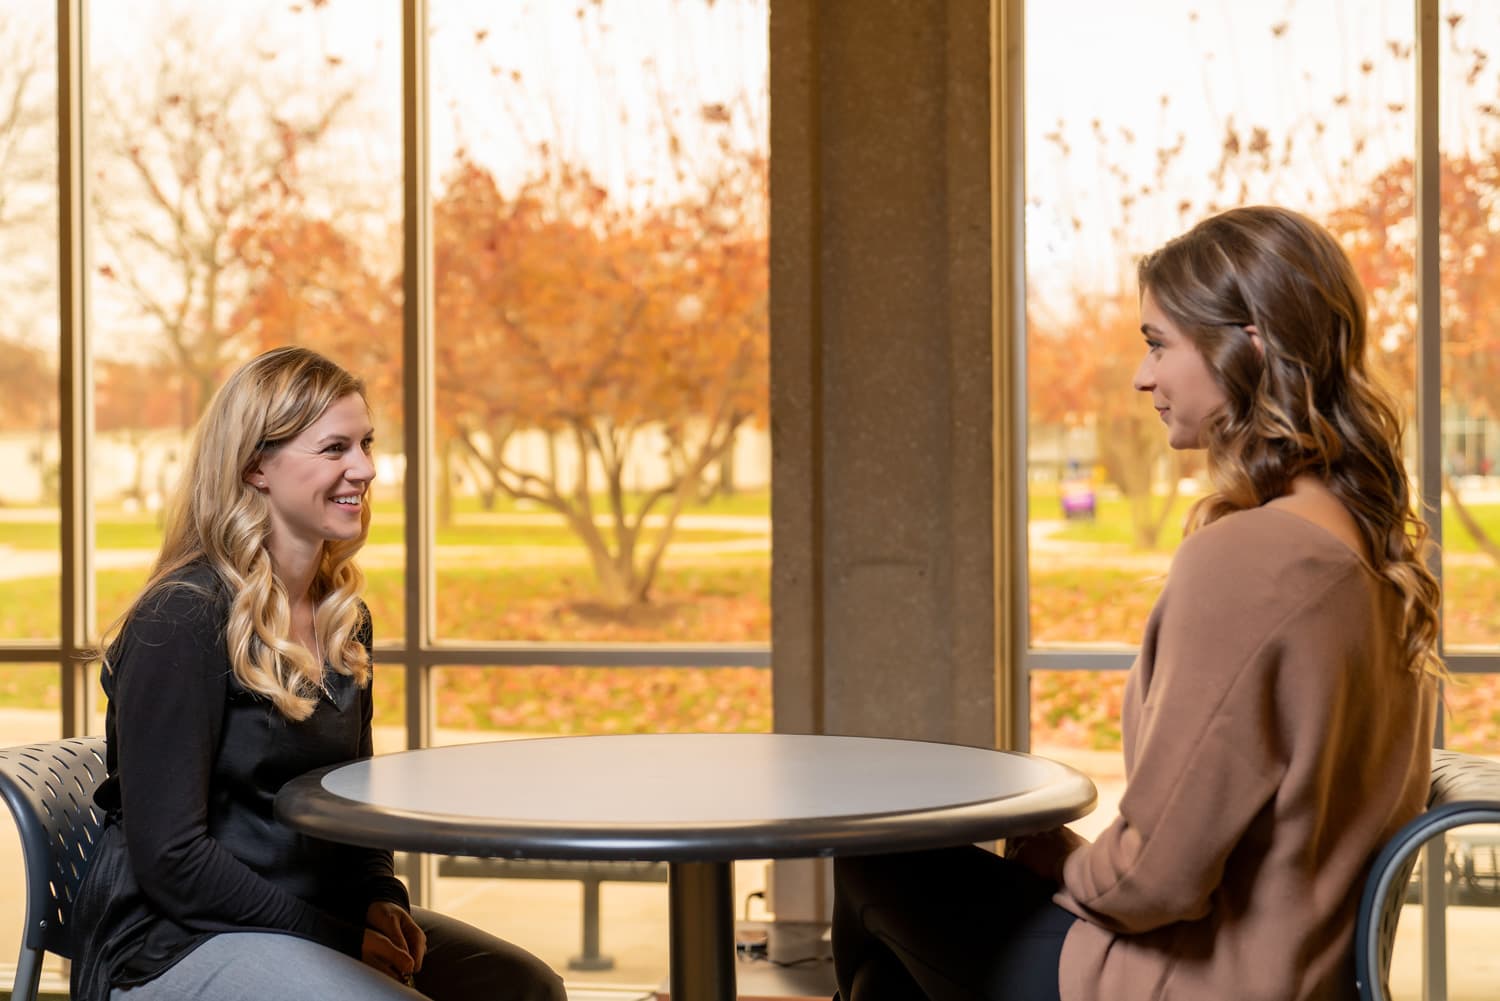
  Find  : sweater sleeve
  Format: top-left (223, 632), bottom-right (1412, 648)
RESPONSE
top-left (350, 608), bottom-right (409, 912)
top-left (112, 585), bottom-right (364, 956)
top-left (1058, 528), bottom-right (1309, 934)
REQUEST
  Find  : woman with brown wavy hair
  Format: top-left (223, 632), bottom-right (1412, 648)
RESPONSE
top-left (71, 347), bottom-right (564, 1001)
top-left (831, 206), bottom-right (1441, 1001)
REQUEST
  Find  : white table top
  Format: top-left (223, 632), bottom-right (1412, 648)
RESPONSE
top-left (275, 733), bottom-right (1097, 862)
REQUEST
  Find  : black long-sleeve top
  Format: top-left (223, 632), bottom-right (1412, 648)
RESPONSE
top-left (69, 561), bottom-right (407, 999)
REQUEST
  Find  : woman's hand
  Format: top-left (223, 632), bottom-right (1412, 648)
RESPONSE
top-left (1006, 826), bottom-right (1089, 884)
top-left (364, 901), bottom-right (426, 983)
top-left (361, 926), bottom-right (415, 983)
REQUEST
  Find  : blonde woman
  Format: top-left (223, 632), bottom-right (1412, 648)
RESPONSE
top-left (71, 348), bottom-right (564, 1001)
top-left (832, 207), bottom-right (1441, 1001)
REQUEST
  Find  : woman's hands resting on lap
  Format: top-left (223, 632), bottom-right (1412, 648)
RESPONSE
top-left (363, 901), bottom-right (427, 984)
top-left (1005, 826), bottom-right (1089, 885)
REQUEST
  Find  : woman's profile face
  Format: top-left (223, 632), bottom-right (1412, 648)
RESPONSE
top-left (1133, 288), bottom-right (1228, 450)
top-left (249, 392), bottom-right (375, 557)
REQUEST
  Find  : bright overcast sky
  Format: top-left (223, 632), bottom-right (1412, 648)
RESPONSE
top-left (6, 0), bottom-right (1494, 351)
top-left (86, 0), bottom-right (766, 205)
top-left (1025, 0), bottom-right (1494, 290)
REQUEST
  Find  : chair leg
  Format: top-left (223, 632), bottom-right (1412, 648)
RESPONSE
top-left (12, 944), bottom-right (43, 1001)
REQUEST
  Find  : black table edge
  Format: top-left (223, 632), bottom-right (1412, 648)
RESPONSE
top-left (275, 753), bottom-right (1098, 863)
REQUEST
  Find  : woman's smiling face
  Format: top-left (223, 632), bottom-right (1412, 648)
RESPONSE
top-left (1133, 288), bottom-right (1229, 450)
top-left (249, 392), bottom-right (375, 556)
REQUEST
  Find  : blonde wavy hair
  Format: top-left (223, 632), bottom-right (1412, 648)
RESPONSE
top-left (1138, 205), bottom-right (1443, 679)
top-left (102, 346), bottom-right (373, 720)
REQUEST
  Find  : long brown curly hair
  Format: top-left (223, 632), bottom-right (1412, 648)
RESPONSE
top-left (1138, 205), bottom-right (1442, 679)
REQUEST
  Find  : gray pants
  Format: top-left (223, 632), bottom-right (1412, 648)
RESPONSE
top-left (110, 907), bottom-right (567, 1001)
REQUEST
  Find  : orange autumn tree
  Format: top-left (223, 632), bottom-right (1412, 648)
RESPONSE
top-left (1027, 116), bottom-right (1198, 549)
top-left (1330, 151), bottom-right (1500, 563)
top-left (227, 210), bottom-right (402, 438)
top-left (0, 337), bottom-right (53, 435)
top-left (1183, 9), bottom-right (1500, 568)
top-left (1030, 287), bottom-right (1184, 549)
top-left (434, 151), bottom-right (768, 606)
top-left (94, 358), bottom-right (195, 506)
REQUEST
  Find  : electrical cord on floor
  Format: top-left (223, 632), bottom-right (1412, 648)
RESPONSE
top-left (735, 943), bottom-right (832, 969)
top-left (766, 954), bottom-right (832, 969)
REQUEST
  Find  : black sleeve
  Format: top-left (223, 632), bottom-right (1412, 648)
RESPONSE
top-left (351, 605), bottom-right (410, 912)
top-left (112, 585), bottom-right (364, 956)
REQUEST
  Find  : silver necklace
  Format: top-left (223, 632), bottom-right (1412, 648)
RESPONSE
top-left (311, 629), bottom-right (335, 703)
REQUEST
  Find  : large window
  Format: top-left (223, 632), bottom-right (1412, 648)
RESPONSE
top-left (427, 0), bottom-right (769, 657)
top-left (85, 0), bottom-right (405, 635)
top-left (6, 0), bottom-right (767, 990)
top-left (0, 3), bottom-right (59, 646)
top-left (7, 0), bottom-right (768, 763)
top-left (1023, 0), bottom-right (1498, 767)
top-left (1020, 0), bottom-right (1500, 990)
top-left (69, 0), bottom-right (407, 756)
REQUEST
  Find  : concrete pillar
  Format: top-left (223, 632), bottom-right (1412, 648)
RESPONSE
top-left (769, 0), bottom-right (997, 924)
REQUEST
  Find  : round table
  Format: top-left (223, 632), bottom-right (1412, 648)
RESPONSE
top-left (275, 732), bottom-right (1096, 1000)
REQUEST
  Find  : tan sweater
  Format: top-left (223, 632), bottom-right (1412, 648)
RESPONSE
top-left (1055, 506), bottom-right (1436, 1001)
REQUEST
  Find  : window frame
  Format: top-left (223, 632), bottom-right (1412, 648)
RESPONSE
top-left (14, 0), bottom-right (769, 760)
top-left (1000, 0), bottom-right (1500, 755)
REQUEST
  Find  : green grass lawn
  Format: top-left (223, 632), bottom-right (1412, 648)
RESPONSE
top-left (1039, 492), bottom-right (1193, 548)
top-left (1032, 485), bottom-right (1500, 555)
top-left (0, 518), bottom-right (169, 550)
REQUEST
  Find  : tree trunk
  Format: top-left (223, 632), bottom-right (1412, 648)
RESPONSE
top-left (129, 435), bottom-right (149, 505)
top-left (1444, 473), bottom-right (1500, 564)
top-left (567, 507), bottom-right (637, 605)
top-left (437, 437), bottom-right (454, 529)
top-left (1098, 417), bottom-right (1172, 550)
top-left (1144, 455), bottom-right (1182, 547)
top-left (715, 437), bottom-right (738, 498)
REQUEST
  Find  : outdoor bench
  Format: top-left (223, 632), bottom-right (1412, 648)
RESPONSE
top-left (403, 854), bottom-right (669, 971)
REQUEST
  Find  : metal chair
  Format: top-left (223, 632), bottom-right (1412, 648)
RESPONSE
top-left (0, 737), bottom-right (108, 1001)
top-left (1354, 749), bottom-right (1500, 1001)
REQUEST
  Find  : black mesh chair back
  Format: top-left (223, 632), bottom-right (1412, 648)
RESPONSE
top-left (1354, 749), bottom-right (1500, 1001)
top-left (0, 736), bottom-right (108, 1001)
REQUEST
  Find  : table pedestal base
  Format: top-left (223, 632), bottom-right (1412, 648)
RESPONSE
top-left (668, 860), bottom-right (736, 1001)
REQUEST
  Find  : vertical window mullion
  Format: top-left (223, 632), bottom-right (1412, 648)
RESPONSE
top-left (1415, 0), bottom-right (1443, 619)
top-left (402, 0), bottom-right (435, 756)
top-left (400, 0), bottom-right (438, 909)
top-left (998, 0), bottom-right (1030, 753)
top-left (58, 0), bottom-right (94, 737)
top-left (1413, 3), bottom-right (1449, 995)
